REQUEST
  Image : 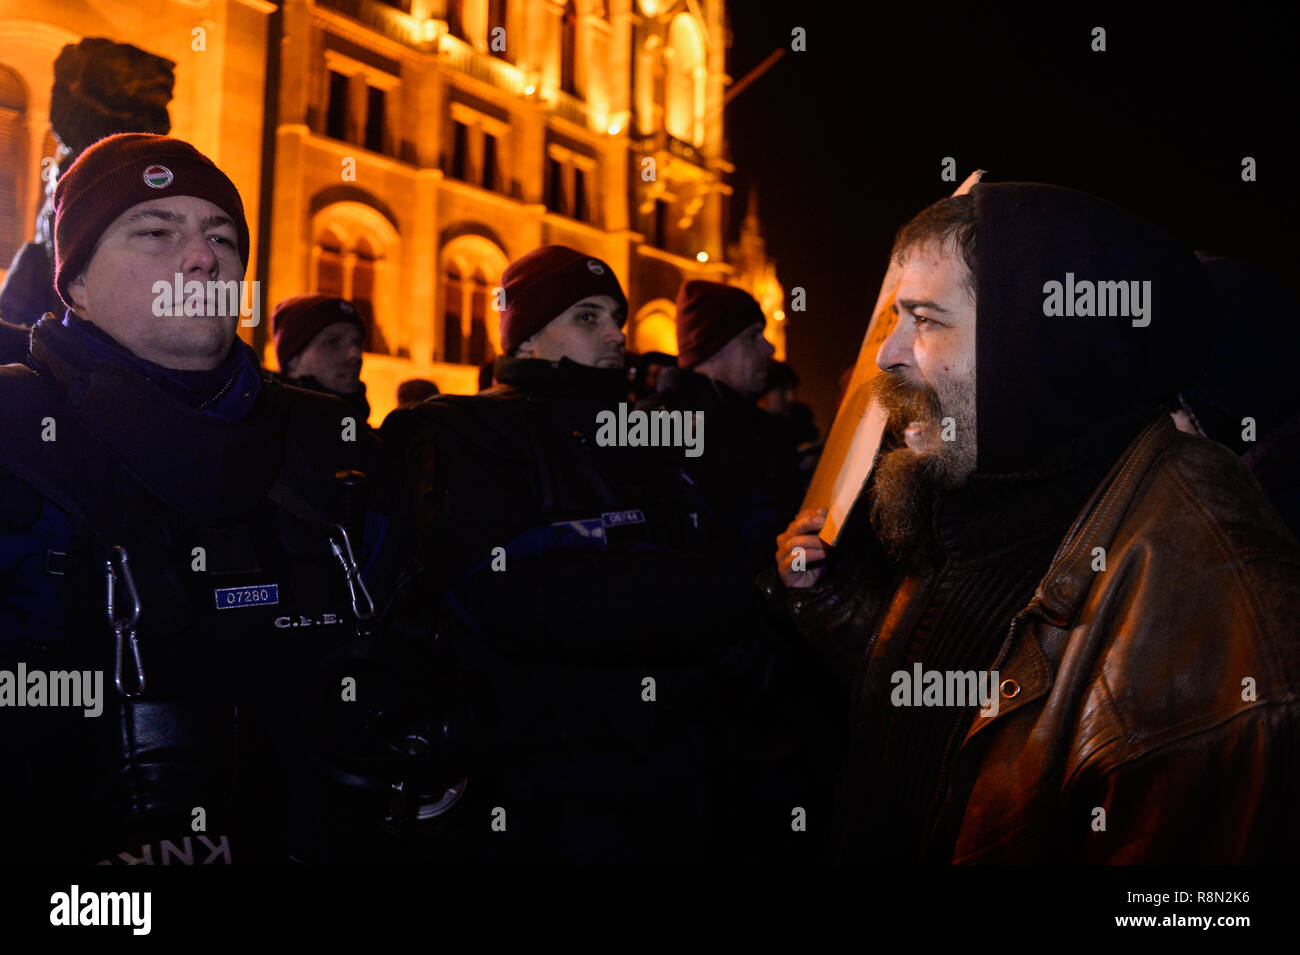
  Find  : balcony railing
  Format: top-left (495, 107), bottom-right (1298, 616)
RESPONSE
top-left (315, 0), bottom-right (435, 50)
top-left (546, 89), bottom-right (593, 131)
top-left (441, 36), bottom-right (524, 96)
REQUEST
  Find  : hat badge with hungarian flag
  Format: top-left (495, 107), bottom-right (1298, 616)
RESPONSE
top-left (143, 164), bottom-right (174, 189)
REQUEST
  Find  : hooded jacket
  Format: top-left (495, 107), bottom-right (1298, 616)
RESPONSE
top-left (761, 182), bottom-right (1300, 862)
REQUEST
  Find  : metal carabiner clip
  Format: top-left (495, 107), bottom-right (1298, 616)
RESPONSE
top-left (105, 545), bottom-right (145, 698)
top-left (328, 524), bottom-right (375, 622)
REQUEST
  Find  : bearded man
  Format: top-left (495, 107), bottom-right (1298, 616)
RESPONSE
top-left (766, 184), bottom-right (1300, 863)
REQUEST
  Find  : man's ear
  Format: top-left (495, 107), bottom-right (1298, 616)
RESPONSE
top-left (284, 354), bottom-right (300, 377)
top-left (515, 336), bottom-right (535, 358)
top-left (66, 274), bottom-right (89, 317)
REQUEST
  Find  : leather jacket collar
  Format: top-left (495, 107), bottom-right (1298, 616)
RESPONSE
top-left (960, 412), bottom-right (1199, 751)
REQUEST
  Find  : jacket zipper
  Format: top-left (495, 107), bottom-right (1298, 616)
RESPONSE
top-left (195, 368), bottom-right (239, 411)
top-left (921, 610), bottom-right (1029, 850)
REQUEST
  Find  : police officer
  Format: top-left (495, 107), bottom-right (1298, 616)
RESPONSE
top-left (0, 134), bottom-right (427, 863)
top-left (271, 293), bottom-right (373, 426)
top-left (381, 246), bottom-right (778, 862)
top-left (639, 281), bottom-right (803, 572)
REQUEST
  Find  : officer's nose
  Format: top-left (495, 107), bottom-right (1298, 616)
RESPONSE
top-left (180, 229), bottom-right (219, 278)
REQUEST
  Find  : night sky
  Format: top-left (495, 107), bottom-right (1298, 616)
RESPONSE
top-left (725, 4), bottom-right (1298, 432)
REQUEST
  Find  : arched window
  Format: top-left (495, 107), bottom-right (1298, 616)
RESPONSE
top-left (665, 14), bottom-right (704, 146)
top-left (630, 300), bottom-right (678, 355)
top-left (439, 233), bottom-right (509, 365)
top-left (443, 261), bottom-right (464, 362)
top-left (315, 230), bottom-right (345, 296)
top-left (439, 265), bottom-right (495, 365)
top-left (309, 201), bottom-right (401, 356)
top-left (351, 237), bottom-right (390, 354)
top-left (469, 269), bottom-right (490, 362)
top-left (560, 1), bottom-right (578, 96)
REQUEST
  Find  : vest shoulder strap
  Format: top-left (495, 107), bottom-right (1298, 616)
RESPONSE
top-left (0, 363), bottom-right (126, 543)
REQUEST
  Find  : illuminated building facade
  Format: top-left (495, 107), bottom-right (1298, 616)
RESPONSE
top-left (0, 0), bottom-right (784, 423)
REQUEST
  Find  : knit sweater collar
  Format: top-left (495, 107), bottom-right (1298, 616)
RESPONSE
top-left (932, 403), bottom-right (1162, 565)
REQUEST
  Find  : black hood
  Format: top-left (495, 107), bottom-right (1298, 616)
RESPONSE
top-left (972, 182), bottom-right (1217, 474)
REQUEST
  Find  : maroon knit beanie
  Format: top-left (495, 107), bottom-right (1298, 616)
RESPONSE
top-left (54, 133), bottom-right (250, 311)
top-left (499, 245), bottom-right (628, 353)
top-left (272, 294), bottom-right (366, 372)
top-left (675, 280), bottom-right (766, 369)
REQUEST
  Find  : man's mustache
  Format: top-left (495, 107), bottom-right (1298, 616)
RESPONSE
top-left (871, 371), bottom-right (943, 436)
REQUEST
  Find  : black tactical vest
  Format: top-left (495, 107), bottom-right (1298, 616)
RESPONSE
top-left (0, 362), bottom-right (380, 864)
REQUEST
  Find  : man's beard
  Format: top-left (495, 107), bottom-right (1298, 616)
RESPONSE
top-left (867, 368), bottom-right (976, 569)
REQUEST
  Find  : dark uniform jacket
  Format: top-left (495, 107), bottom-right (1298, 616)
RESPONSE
top-left (637, 368), bottom-right (803, 573)
top-left (380, 355), bottom-right (806, 861)
top-left (269, 370), bottom-right (373, 434)
top-left (0, 314), bottom-right (381, 863)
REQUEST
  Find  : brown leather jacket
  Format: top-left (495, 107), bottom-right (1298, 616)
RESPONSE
top-left (765, 413), bottom-right (1300, 862)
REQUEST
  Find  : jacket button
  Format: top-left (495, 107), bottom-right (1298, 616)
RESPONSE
top-left (1000, 678), bottom-right (1021, 699)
